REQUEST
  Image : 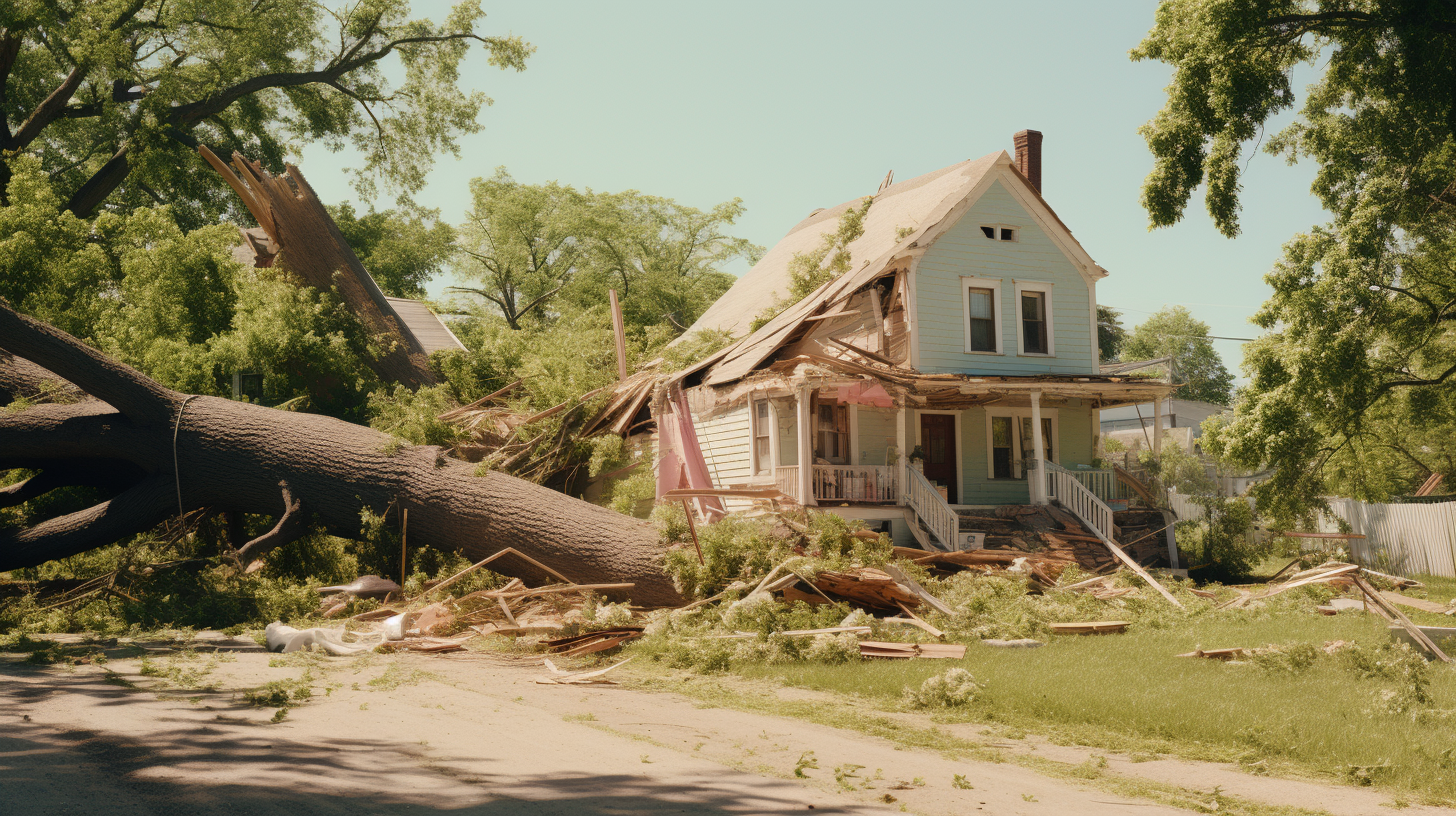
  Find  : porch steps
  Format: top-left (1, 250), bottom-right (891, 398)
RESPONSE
top-left (904, 507), bottom-right (949, 552)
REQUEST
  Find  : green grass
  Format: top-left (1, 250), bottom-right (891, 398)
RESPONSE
top-left (728, 609), bottom-right (1456, 804)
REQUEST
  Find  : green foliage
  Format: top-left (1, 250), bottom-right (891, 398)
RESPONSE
top-left (903, 668), bottom-right (982, 708)
top-left (0, 0), bottom-right (531, 225)
top-left (1121, 306), bottom-right (1233, 405)
top-left (329, 203), bottom-right (455, 299)
top-left (1096, 305), bottom-right (1126, 362)
top-left (608, 470), bottom-right (656, 519)
top-left (1135, 1), bottom-right (1456, 517)
top-left (245, 677), bottom-right (314, 708)
top-left (657, 328), bottom-right (737, 374)
top-left (453, 168), bottom-right (759, 333)
top-left (751, 197), bottom-right (873, 331)
top-left (367, 384), bottom-right (468, 448)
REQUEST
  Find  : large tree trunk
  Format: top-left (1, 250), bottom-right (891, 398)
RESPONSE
top-left (0, 303), bottom-right (681, 607)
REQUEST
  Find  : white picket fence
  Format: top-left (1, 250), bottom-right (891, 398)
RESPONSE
top-left (1318, 498), bottom-right (1456, 579)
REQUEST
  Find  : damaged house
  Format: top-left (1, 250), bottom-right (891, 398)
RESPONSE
top-left (654, 131), bottom-right (1174, 555)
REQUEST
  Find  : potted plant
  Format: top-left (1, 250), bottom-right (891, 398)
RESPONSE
top-left (908, 445), bottom-right (926, 473)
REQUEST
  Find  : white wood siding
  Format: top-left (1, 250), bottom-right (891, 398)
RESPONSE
top-left (692, 405), bottom-right (753, 511)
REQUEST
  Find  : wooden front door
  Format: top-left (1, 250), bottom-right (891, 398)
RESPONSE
top-left (919, 414), bottom-right (957, 502)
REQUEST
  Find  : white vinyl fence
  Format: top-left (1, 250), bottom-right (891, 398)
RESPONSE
top-left (1318, 498), bottom-right (1456, 579)
top-left (1170, 491), bottom-right (1456, 579)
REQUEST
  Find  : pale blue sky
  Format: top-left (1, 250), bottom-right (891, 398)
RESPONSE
top-left (299, 0), bottom-right (1329, 378)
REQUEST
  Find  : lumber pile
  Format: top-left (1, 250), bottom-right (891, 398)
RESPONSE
top-left (811, 567), bottom-right (922, 610)
top-left (892, 546), bottom-right (1073, 584)
top-left (948, 504), bottom-right (1170, 575)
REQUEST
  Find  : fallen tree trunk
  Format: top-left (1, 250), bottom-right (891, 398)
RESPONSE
top-left (0, 302), bottom-right (682, 607)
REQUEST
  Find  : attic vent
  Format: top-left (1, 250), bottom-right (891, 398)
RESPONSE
top-left (980, 226), bottom-right (995, 239)
top-left (1000, 228), bottom-right (1017, 241)
top-left (981, 226), bottom-right (1018, 242)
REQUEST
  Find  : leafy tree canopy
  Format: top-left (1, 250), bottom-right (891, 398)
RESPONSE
top-left (330, 203), bottom-right (455, 299)
top-left (1121, 305), bottom-right (1234, 405)
top-left (452, 167), bottom-right (760, 333)
top-left (1097, 305), bottom-right (1126, 362)
top-left (1135, 0), bottom-right (1456, 518)
top-left (0, 0), bottom-right (531, 229)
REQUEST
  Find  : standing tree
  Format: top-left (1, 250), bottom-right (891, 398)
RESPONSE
top-left (452, 169), bottom-right (760, 333)
top-left (1097, 305), bottom-right (1127, 362)
top-left (451, 169), bottom-right (585, 330)
top-left (0, 0), bottom-right (531, 227)
top-left (1121, 306), bottom-right (1234, 405)
top-left (1134, 0), bottom-right (1456, 519)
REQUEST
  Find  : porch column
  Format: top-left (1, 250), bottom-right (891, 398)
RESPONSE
top-left (1153, 396), bottom-right (1164, 458)
top-left (1030, 390), bottom-right (1047, 505)
top-left (796, 386), bottom-right (815, 506)
top-left (895, 402), bottom-right (908, 505)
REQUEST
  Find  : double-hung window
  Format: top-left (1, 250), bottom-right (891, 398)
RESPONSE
top-left (961, 277), bottom-right (1002, 354)
top-left (752, 400), bottom-right (773, 474)
top-left (1014, 280), bottom-right (1054, 356)
top-left (815, 403), bottom-right (849, 464)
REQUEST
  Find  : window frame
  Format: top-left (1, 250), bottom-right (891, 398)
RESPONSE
top-left (978, 223), bottom-right (1021, 243)
top-left (1013, 279), bottom-right (1055, 357)
top-left (813, 401), bottom-right (850, 465)
top-left (984, 407), bottom-right (1059, 480)
top-left (749, 399), bottom-right (777, 476)
top-left (961, 276), bottom-right (1004, 355)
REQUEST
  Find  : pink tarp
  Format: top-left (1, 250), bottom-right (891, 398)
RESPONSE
top-left (655, 384), bottom-right (726, 519)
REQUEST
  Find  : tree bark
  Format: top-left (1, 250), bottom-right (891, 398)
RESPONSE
top-left (0, 302), bottom-right (681, 607)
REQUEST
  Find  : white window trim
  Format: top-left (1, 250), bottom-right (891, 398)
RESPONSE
top-left (984, 407), bottom-right (1059, 480)
top-left (961, 276), bottom-right (1003, 355)
top-left (749, 398), bottom-right (779, 477)
top-left (1014, 279), bottom-right (1055, 357)
top-left (913, 410), bottom-right (964, 505)
top-left (978, 222), bottom-right (1021, 242)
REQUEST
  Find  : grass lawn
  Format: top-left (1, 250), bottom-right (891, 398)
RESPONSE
top-left (729, 602), bottom-right (1456, 804)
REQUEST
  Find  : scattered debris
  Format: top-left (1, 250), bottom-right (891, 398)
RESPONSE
top-left (859, 641), bottom-right (967, 659)
top-left (1048, 621), bottom-right (1130, 636)
top-left (981, 638), bottom-right (1044, 648)
top-left (536, 657), bottom-right (633, 685)
top-left (543, 628), bottom-right (645, 657)
top-left (318, 575), bottom-right (400, 599)
top-left (265, 622), bottom-right (383, 655)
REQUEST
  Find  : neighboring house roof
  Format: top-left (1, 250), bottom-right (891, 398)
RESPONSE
top-left (385, 297), bottom-right (467, 355)
top-left (683, 150), bottom-right (1108, 388)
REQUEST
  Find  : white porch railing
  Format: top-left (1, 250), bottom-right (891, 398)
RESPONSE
top-left (906, 466), bottom-right (958, 549)
top-left (774, 466), bottom-right (801, 503)
top-left (812, 465), bottom-right (897, 503)
top-left (1046, 461), bottom-right (1115, 542)
top-left (774, 464), bottom-right (898, 504)
top-left (1069, 468), bottom-right (1119, 504)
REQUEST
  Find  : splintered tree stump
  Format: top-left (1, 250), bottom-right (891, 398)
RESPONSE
top-left (0, 303), bottom-right (682, 607)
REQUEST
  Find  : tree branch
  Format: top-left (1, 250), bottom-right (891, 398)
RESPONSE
top-left (232, 480), bottom-right (308, 561)
top-left (0, 301), bottom-right (175, 424)
top-left (0, 460), bottom-right (146, 509)
top-left (0, 475), bottom-right (175, 572)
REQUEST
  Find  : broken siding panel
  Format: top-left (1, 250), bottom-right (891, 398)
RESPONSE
top-left (694, 403), bottom-right (750, 484)
top-left (915, 180), bottom-right (1094, 376)
top-left (856, 407), bottom-right (897, 465)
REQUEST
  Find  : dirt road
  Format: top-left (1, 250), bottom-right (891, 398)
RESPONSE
top-left (0, 638), bottom-right (1444, 815)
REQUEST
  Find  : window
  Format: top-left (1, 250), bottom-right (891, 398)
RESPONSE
top-left (979, 225), bottom-right (1018, 242)
top-left (991, 416), bottom-right (1015, 478)
top-left (1000, 228), bottom-right (1016, 241)
top-left (1021, 291), bottom-right (1048, 354)
top-left (967, 288), bottom-right (996, 351)
top-left (980, 226), bottom-right (996, 239)
top-left (961, 277), bottom-right (1002, 354)
top-left (815, 402), bottom-right (849, 464)
top-left (985, 410), bottom-right (1058, 479)
top-left (752, 400), bottom-right (772, 474)
top-left (1014, 280), bottom-right (1054, 356)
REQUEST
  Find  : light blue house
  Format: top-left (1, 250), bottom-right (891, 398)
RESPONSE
top-left (671, 132), bottom-right (1171, 549)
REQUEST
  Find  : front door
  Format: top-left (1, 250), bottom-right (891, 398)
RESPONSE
top-left (919, 414), bottom-right (957, 502)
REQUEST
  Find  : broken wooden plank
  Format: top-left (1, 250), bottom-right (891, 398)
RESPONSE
top-left (892, 602), bottom-right (946, 639)
top-left (1176, 647), bottom-right (1247, 660)
top-left (1048, 621), bottom-right (1130, 635)
top-left (858, 641), bottom-right (966, 659)
top-left (1380, 591), bottom-right (1449, 615)
top-left (1093, 531), bottom-right (1183, 608)
top-left (881, 564), bottom-right (954, 615)
top-left (1353, 575), bottom-right (1451, 663)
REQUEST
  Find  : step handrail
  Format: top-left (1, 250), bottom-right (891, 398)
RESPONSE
top-left (905, 466), bottom-right (958, 549)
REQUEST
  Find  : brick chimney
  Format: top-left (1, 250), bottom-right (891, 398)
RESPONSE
top-left (1014, 129), bottom-right (1043, 194)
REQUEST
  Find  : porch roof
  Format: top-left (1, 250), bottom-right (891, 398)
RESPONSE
top-left (693, 353), bottom-right (1174, 415)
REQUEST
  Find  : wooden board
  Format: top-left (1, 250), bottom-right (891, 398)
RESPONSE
top-left (859, 641), bottom-right (966, 659)
top-left (1048, 621), bottom-right (1130, 635)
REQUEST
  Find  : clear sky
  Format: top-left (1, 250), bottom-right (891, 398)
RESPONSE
top-left (299, 0), bottom-right (1330, 379)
